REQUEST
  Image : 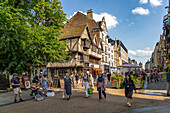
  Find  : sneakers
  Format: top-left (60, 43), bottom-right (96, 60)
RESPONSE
top-left (127, 102), bottom-right (131, 107)
top-left (19, 98), bottom-right (23, 102)
top-left (14, 99), bottom-right (17, 103)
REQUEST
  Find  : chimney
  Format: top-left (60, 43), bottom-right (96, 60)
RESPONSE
top-left (87, 9), bottom-right (93, 19)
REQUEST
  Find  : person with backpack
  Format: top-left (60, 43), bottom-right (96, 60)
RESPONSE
top-left (83, 72), bottom-right (90, 98)
top-left (97, 73), bottom-right (106, 101)
top-left (123, 75), bottom-right (137, 107)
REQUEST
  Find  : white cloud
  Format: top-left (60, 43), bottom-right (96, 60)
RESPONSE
top-left (139, 0), bottom-right (148, 4)
top-left (144, 47), bottom-right (151, 50)
top-left (129, 49), bottom-right (153, 67)
top-left (150, 0), bottom-right (163, 7)
top-left (132, 7), bottom-right (150, 15)
top-left (129, 22), bottom-right (134, 27)
top-left (69, 11), bottom-right (118, 29)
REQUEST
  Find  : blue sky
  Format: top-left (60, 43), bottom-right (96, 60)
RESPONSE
top-left (60, 0), bottom-right (168, 66)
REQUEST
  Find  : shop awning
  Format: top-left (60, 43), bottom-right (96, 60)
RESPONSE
top-left (92, 69), bottom-right (102, 71)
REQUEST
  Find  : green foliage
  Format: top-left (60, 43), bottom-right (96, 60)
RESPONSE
top-left (0, 0), bottom-right (68, 74)
top-left (111, 76), bottom-right (124, 89)
top-left (131, 75), bottom-right (144, 88)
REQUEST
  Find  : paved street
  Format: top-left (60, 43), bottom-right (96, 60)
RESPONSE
top-left (0, 80), bottom-right (170, 113)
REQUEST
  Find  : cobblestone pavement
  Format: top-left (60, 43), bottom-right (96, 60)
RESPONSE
top-left (0, 80), bottom-right (169, 113)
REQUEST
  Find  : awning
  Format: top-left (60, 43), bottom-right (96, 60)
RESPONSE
top-left (92, 69), bottom-right (102, 71)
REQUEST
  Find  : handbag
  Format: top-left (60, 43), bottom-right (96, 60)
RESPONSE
top-left (88, 88), bottom-right (93, 95)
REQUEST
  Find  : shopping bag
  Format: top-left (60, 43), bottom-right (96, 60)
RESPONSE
top-left (88, 88), bottom-right (93, 95)
top-left (62, 90), bottom-right (65, 99)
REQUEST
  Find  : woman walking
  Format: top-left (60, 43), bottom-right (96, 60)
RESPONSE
top-left (83, 73), bottom-right (90, 98)
top-left (75, 73), bottom-right (79, 87)
top-left (97, 73), bottom-right (106, 101)
top-left (123, 75), bottom-right (137, 107)
top-left (64, 73), bottom-right (72, 100)
top-left (43, 75), bottom-right (49, 97)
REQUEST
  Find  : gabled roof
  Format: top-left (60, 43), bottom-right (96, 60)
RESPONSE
top-left (59, 24), bottom-right (87, 39)
top-left (65, 11), bottom-right (99, 35)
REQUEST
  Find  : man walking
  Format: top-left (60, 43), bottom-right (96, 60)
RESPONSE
top-left (166, 69), bottom-right (170, 96)
top-left (11, 73), bottom-right (23, 103)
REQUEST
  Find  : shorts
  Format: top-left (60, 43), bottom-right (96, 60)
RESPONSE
top-left (13, 87), bottom-right (22, 95)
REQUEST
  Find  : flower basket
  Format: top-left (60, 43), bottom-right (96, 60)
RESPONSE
top-left (131, 75), bottom-right (143, 89)
top-left (111, 76), bottom-right (123, 89)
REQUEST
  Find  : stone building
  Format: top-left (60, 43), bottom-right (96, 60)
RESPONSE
top-left (108, 38), bottom-right (114, 74)
top-left (145, 60), bottom-right (151, 71)
top-left (97, 17), bottom-right (110, 73)
top-left (139, 62), bottom-right (143, 69)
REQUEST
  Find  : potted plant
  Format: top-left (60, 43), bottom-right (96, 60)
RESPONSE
top-left (111, 76), bottom-right (123, 89)
top-left (131, 75), bottom-right (144, 89)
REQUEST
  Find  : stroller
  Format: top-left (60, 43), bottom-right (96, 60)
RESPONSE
top-left (30, 83), bottom-right (45, 101)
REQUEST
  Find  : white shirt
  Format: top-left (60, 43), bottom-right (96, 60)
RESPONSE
top-left (147, 73), bottom-right (150, 77)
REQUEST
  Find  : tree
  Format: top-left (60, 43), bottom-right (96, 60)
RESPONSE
top-left (0, 0), bottom-right (31, 73)
top-left (25, 0), bottom-right (68, 66)
top-left (0, 0), bottom-right (68, 74)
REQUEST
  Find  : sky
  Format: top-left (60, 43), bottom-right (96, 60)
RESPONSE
top-left (60, 0), bottom-right (168, 67)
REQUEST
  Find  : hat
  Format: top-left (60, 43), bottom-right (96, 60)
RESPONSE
top-left (87, 71), bottom-right (89, 74)
top-left (13, 73), bottom-right (18, 76)
top-left (66, 73), bottom-right (69, 76)
top-left (40, 72), bottom-right (43, 74)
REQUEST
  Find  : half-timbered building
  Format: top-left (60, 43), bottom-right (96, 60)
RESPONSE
top-left (47, 9), bottom-right (109, 79)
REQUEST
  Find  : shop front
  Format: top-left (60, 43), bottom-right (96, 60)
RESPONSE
top-left (104, 65), bottom-right (110, 73)
top-left (92, 69), bottom-right (102, 79)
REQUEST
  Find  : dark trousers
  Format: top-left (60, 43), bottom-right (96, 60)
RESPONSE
top-left (99, 91), bottom-right (106, 99)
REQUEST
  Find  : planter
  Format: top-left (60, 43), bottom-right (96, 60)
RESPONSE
top-left (111, 78), bottom-right (121, 89)
top-left (131, 76), bottom-right (143, 89)
top-left (135, 79), bottom-right (141, 88)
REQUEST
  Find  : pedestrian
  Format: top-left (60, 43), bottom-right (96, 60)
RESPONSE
top-left (71, 72), bottom-right (74, 88)
top-left (11, 73), bottom-right (23, 103)
top-left (64, 73), bottom-right (72, 100)
top-left (89, 74), bottom-right (94, 89)
top-left (83, 72), bottom-right (90, 98)
top-left (97, 73), bottom-right (106, 101)
top-left (166, 69), bottom-right (170, 96)
top-left (75, 73), bottom-right (79, 87)
top-left (43, 75), bottom-right (49, 97)
top-left (150, 70), bottom-right (153, 83)
top-left (107, 73), bottom-right (111, 82)
top-left (146, 70), bottom-right (150, 84)
top-left (123, 75), bottom-right (137, 107)
top-left (39, 76), bottom-right (43, 87)
top-left (153, 69), bottom-right (159, 83)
